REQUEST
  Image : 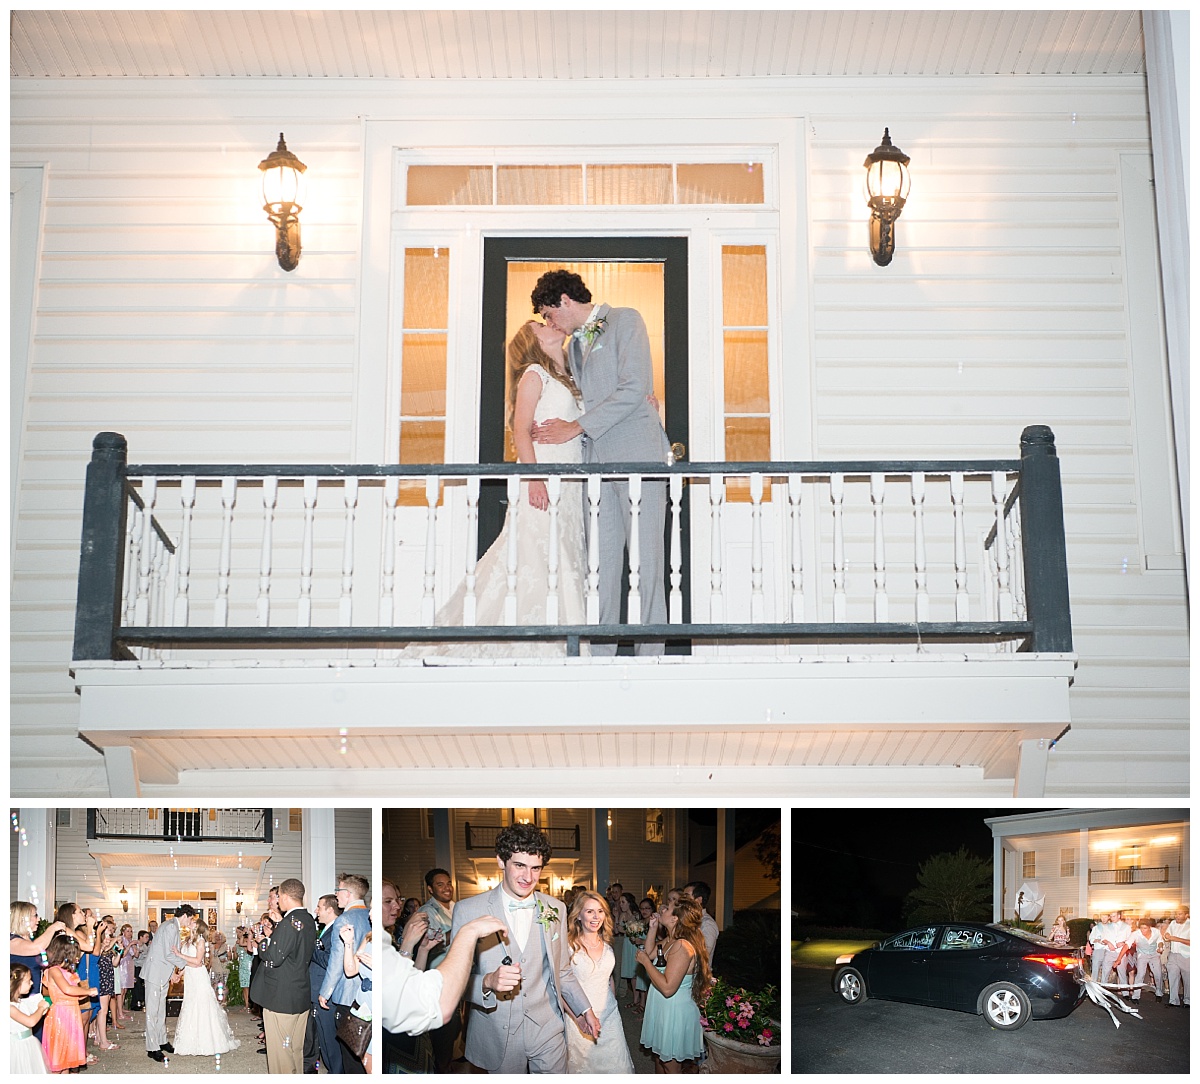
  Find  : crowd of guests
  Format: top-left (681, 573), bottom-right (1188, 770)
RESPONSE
top-left (383, 824), bottom-right (723, 1074)
top-left (1080, 906), bottom-right (1190, 1006)
top-left (10, 900), bottom-right (154, 1073)
top-left (10, 872), bottom-right (377, 1075)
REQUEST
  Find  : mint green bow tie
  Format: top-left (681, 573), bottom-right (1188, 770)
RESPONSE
top-left (507, 900), bottom-right (536, 912)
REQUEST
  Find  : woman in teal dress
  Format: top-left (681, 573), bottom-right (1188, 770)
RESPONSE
top-left (635, 897), bottom-right (713, 1073)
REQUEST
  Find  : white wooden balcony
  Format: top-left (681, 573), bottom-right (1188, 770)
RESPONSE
top-left (70, 428), bottom-right (1077, 799)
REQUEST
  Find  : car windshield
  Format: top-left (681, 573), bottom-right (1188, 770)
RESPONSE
top-left (987, 922), bottom-right (1058, 948)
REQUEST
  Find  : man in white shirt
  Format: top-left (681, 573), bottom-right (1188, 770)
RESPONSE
top-left (382, 911), bottom-right (506, 1036)
top-left (1164, 906), bottom-right (1190, 1007)
top-left (683, 881), bottom-right (719, 968)
top-left (1089, 914), bottom-right (1116, 982)
top-left (1123, 917), bottom-right (1165, 1003)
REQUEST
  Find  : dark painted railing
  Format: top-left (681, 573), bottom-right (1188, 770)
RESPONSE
top-left (87, 807), bottom-right (272, 843)
top-left (1088, 866), bottom-right (1171, 886)
top-left (465, 822), bottom-right (582, 852)
top-left (71, 425), bottom-right (1072, 660)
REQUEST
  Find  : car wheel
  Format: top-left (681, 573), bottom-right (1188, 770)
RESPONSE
top-left (833, 967), bottom-right (867, 1004)
top-left (980, 982), bottom-right (1032, 1030)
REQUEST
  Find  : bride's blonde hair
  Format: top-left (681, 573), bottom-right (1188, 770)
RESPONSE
top-left (566, 890), bottom-right (614, 957)
top-left (506, 321), bottom-right (580, 429)
top-left (182, 920), bottom-right (209, 946)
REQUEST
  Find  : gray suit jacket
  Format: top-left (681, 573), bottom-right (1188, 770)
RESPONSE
top-left (140, 919), bottom-right (190, 986)
top-left (450, 887), bottom-right (590, 1071)
top-left (572, 304), bottom-right (670, 465)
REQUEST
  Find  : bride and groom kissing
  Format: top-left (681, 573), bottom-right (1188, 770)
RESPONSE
top-left (424, 269), bottom-right (670, 656)
top-left (143, 903), bottom-right (239, 1064)
top-left (451, 823), bottom-right (633, 1073)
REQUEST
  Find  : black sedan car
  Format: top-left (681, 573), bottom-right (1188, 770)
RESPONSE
top-left (831, 922), bottom-right (1086, 1030)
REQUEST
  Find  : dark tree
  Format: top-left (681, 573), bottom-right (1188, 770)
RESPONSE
top-left (755, 821), bottom-right (781, 883)
top-left (903, 846), bottom-right (992, 924)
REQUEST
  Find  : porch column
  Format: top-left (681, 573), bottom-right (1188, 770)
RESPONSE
top-left (593, 809), bottom-right (610, 894)
top-left (715, 809), bottom-right (735, 929)
top-left (432, 809), bottom-right (452, 879)
top-left (303, 808), bottom-right (337, 903)
top-left (992, 832), bottom-right (1004, 922)
top-left (16, 809), bottom-right (56, 916)
top-left (104, 746), bottom-right (141, 798)
top-left (1077, 827), bottom-right (1090, 919)
top-left (1014, 738), bottom-right (1049, 798)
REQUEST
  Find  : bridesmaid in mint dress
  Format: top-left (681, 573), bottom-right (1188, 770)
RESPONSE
top-left (635, 897), bottom-right (713, 1073)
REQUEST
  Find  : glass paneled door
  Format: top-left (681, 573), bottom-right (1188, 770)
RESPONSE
top-left (479, 237), bottom-right (691, 636)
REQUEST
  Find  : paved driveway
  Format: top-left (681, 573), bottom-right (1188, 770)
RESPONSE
top-left (793, 965), bottom-right (1190, 1074)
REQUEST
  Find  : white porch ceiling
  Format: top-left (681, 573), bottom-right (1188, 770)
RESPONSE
top-left (11, 10), bottom-right (1145, 80)
top-left (91, 849), bottom-right (270, 871)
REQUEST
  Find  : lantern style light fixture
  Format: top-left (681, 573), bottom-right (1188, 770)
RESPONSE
top-left (863, 128), bottom-right (911, 266)
top-left (234, 886), bottom-right (243, 914)
top-left (258, 133), bottom-right (307, 271)
top-left (118, 885), bottom-right (129, 912)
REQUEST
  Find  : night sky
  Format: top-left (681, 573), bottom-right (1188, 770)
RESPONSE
top-left (792, 808), bottom-right (1050, 932)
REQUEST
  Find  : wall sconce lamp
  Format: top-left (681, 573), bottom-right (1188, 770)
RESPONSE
top-left (118, 885), bottom-right (129, 913)
top-left (258, 133), bottom-right (307, 272)
top-left (234, 887), bottom-right (243, 914)
top-left (863, 128), bottom-right (911, 266)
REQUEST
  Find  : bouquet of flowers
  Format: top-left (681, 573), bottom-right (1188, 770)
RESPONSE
top-left (623, 919), bottom-right (647, 941)
top-left (700, 977), bottom-right (779, 1047)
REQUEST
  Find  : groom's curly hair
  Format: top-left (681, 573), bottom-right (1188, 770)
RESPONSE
top-left (495, 823), bottom-right (553, 864)
top-left (530, 269), bottom-right (591, 312)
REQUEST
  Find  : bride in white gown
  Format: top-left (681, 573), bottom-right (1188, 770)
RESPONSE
top-left (407, 320), bottom-right (587, 656)
top-left (565, 891), bottom-right (634, 1074)
top-left (171, 922), bottom-right (240, 1058)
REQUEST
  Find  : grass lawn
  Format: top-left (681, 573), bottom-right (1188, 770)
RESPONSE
top-left (792, 938), bottom-right (877, 969)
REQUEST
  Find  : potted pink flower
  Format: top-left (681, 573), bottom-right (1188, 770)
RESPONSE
top-left (700, 977), bottom-right (781, 1072)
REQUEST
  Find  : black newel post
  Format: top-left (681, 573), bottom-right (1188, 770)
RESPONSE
top-left (1017, 425), bottom-right (1073, 652)
top-left (72, 432), bottom-right (129, 661)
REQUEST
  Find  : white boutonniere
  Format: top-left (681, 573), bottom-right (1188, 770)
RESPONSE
top-left (574, 316), bottom-right (607, 345)
top-left (535, 898), bottom-right (560, 940)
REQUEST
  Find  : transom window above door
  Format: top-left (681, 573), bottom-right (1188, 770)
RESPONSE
top-left (406, 161), bottom-right (765, 206)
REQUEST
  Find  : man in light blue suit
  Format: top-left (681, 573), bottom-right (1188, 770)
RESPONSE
top-left (318, 873), bottom-right (371, 1073)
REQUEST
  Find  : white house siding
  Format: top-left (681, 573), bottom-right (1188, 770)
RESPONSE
top-left (334, 807), bottom-right (372, 889)
top-left (10, 74), bottom-right (1186, 800)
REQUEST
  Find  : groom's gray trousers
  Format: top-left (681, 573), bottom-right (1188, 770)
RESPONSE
top-left (144, 977), bottom-right (170, 1050)
top-left (589, 477), bottom-right (667, 656)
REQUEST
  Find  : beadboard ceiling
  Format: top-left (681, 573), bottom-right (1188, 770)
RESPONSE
top-left (11, 9), bottom-right (1146, 80)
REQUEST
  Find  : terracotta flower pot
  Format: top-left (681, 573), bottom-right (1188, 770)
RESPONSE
top-left (702, 1028), bottom-right (781, 1073)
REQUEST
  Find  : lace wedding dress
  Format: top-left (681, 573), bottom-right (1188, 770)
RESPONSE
top-left (565, 942), bottom-right (634, 1074)
top-left (171, 945), bottom-right (240, 1057)
top-left (408, 364), bottom-right (587, 657)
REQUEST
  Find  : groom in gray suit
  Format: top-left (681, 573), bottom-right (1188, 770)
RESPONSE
top-left (142, 904), bottom-right (196, 1063)
top-left (532, 269), bottom-right (671, 655)
top-left (450, 823), bottom-right (599, 1072)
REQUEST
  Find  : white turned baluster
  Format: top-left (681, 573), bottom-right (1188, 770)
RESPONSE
top-left (156, 545), bottom-right (173, 659)
top-left (709, 474), bottom-right (725, 623)
top-left (951, 471), bottom-right (969, 620)
top-left (992, 471), bottom-right (1014, 620)
top-left (124, 501), bottom-right (141, 627)
top-left (463, 477), bottom-right (480, 625)
top-left (911, 472), bottom-right (929, 622)
top-left (340, 477), bottom-right (359, 626)
top-left (586, 475), bottom-right (602, 624)
top-left (173, 476), bottom-right (196, 626)
top-left (1008, 498), bottom-right (1026, 620)
top-left (627, 475), bottom-right (643, 624)
top-left (135, 478), bottom-right (158, 626)
top-left (214, 477), bottom-right (236, 627)
top-left (298, 477), bottom-right (317, 627)
top-left (750, 473), bottom-right (765, 622)
top-left (258, 477), bottom-right (278, 627)
top-left (870, 472), bottom-right (887, 622)
top-left (380, 477), bottom-right (399, 625)
top-left (830, 473), bottom-right (846, 622)
top-left (668, 474), bottom-right (684, 624)
top-left (788, 474), bottom-right (805, 622)
top-left (546, 474), bottom-right (561, 625)
top-left (421, 475), bottom-right (439, 625)
top-left (503, 474), bottom-right (520, 625)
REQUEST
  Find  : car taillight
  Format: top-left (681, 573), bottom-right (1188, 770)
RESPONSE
top-left (1023, 952), bottom-right (1079, 971)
